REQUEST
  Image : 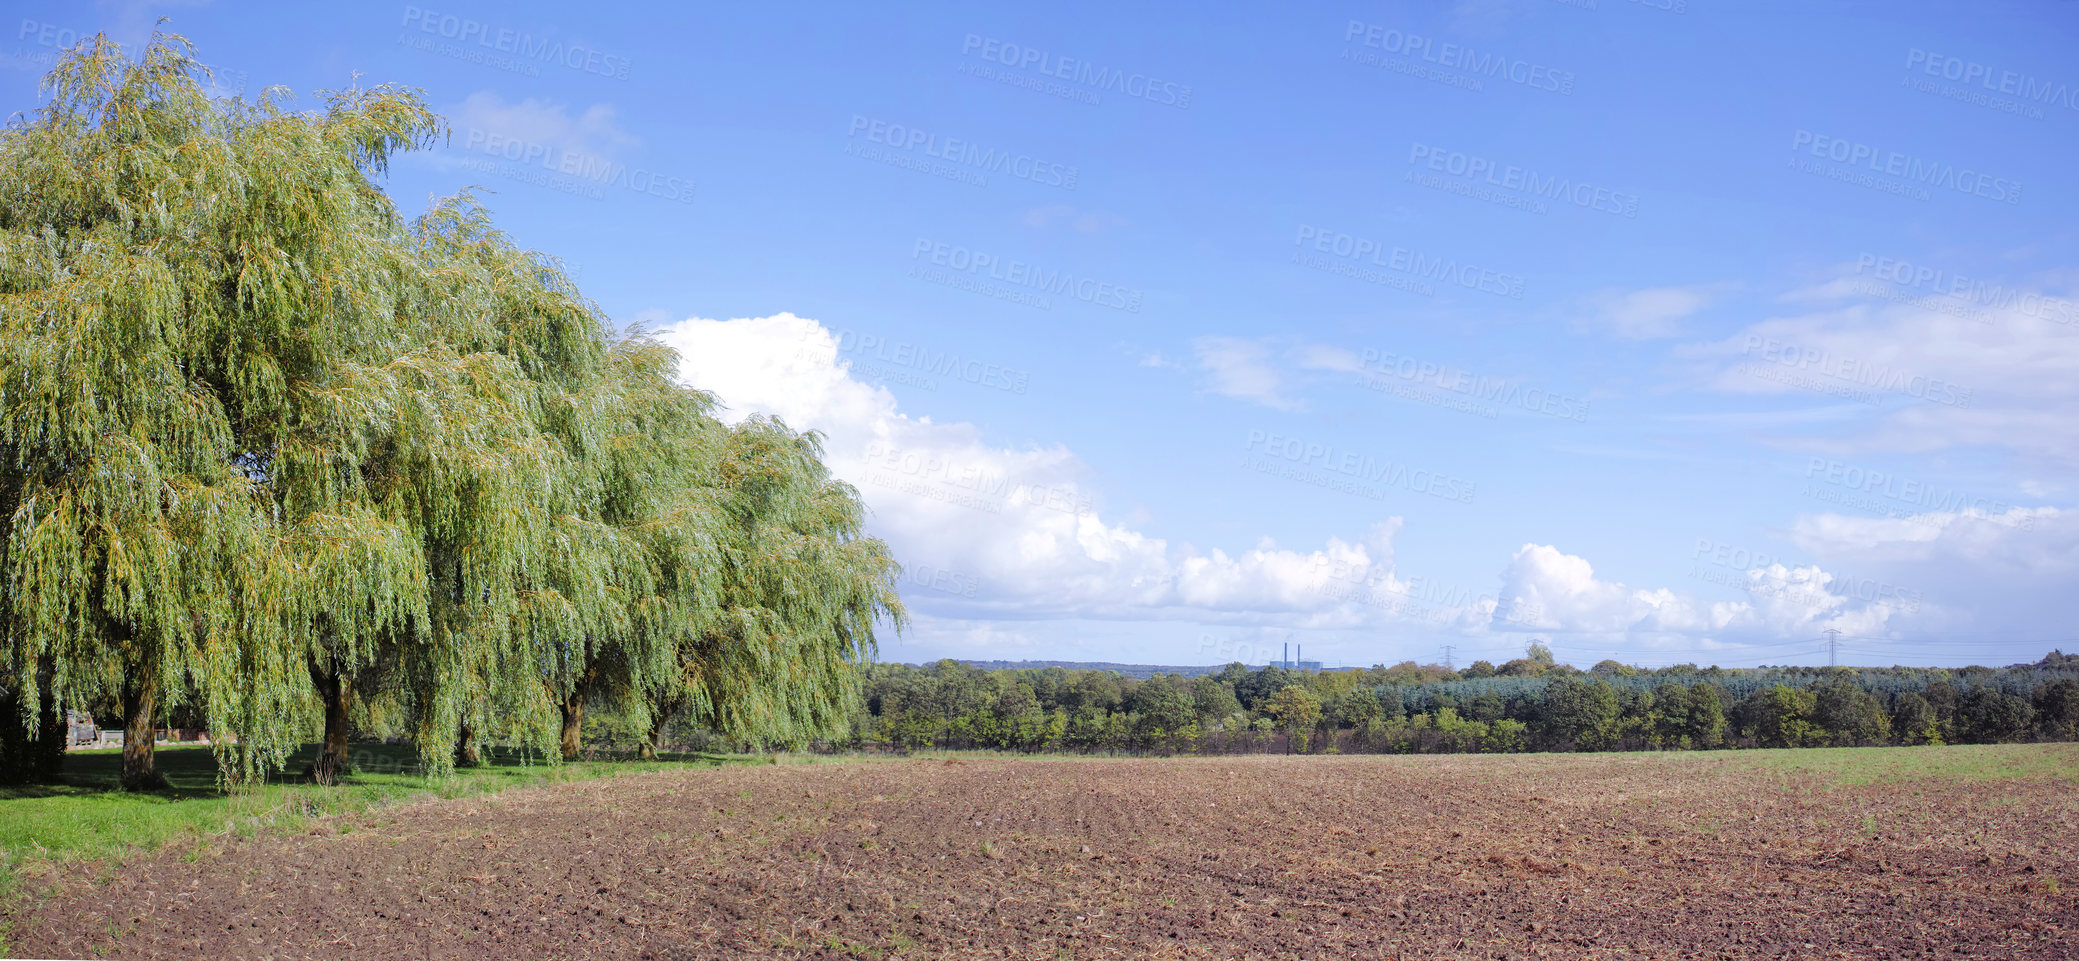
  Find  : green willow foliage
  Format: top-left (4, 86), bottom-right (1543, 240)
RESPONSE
top-left (0, 35), bottom-right (901, 787)
top-left (659, 418), bottom-right (906, 751)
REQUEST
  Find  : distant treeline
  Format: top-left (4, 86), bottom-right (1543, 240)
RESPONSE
top-left (833, 649), bottom-right (2079, 755)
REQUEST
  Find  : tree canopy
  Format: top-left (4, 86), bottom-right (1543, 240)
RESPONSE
top-left (0, 33), bottom-right (901, 788)
top-left (836, 654), bottom-right (2079, 756)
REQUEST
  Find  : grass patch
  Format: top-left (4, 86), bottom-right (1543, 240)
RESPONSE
top-left (1705, 742), bottom-right (2079, 787)
top-left (0, 741), bottom-right (755, 913)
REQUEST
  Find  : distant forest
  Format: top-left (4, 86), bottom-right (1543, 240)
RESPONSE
top-left (827, 648), bottom-right (2079, 755)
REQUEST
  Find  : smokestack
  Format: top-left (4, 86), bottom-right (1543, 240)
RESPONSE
top-left (1283, 641), bottom-right (1289, 667)
top-left (1298, 644), bottom-right (1303, 670)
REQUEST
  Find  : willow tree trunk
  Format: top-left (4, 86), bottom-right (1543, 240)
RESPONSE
top-left (639, 694), bottom-right (681, 761)
top-left (120, 670), bottom-right (166, 791)
top-left (559, 687), bottom-right (588, 760)
top-left (310, 666), bottom-right (352, 785)
top-left (638, 712), bottom-right (666, 761)
top-left (454, 721), bottom-right (482, 767)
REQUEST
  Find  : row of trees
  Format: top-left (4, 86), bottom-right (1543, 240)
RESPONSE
top-left (0, 36), bottom-right (901, 788)
top-left (836, 652), bottom-right (2079, 755)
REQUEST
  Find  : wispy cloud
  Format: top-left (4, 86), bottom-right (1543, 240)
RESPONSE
top-left (1193, 336), bottom-right (1300, 410)
top-left (1023, 203), bottom-right (1130, 234)
top-left (1583, 284), bottom-right (1726, 339)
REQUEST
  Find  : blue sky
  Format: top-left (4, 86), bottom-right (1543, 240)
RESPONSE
top-left (9, 0), bottom-right (2079, 669)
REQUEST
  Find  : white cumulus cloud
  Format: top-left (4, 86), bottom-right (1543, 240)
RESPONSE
top-left (657, 313), bottom-right (1413, 626)
top-left (652, 312), bottom-right (1997, 661)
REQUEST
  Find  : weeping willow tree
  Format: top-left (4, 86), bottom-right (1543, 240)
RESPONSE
top-left (539, 335), bottom-right (729, 760)
top-left (406, 197), bottom-right (722, 764)
top-left (0, 33), bottom-right (545, 787)
top-left (405, 198), bottom-right (575, 766)
top-left (1, 33), bottom-right (901, 785)
top-left (646, 416), bottom-right (906, 756)
top-left (0, 33), bottom-right (387, 787)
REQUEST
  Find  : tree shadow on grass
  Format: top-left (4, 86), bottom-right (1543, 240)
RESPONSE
top-left (1, 744), bottom-right (224, 800)
top-left (3, 741), bottom-right (749, 808)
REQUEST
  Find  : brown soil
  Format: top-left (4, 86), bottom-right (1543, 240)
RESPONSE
top-left (9, 752), bottom-right (2077, 959)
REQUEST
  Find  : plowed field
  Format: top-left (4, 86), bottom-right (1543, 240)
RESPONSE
top-left (9, 748), bottom-right (2077, 959)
